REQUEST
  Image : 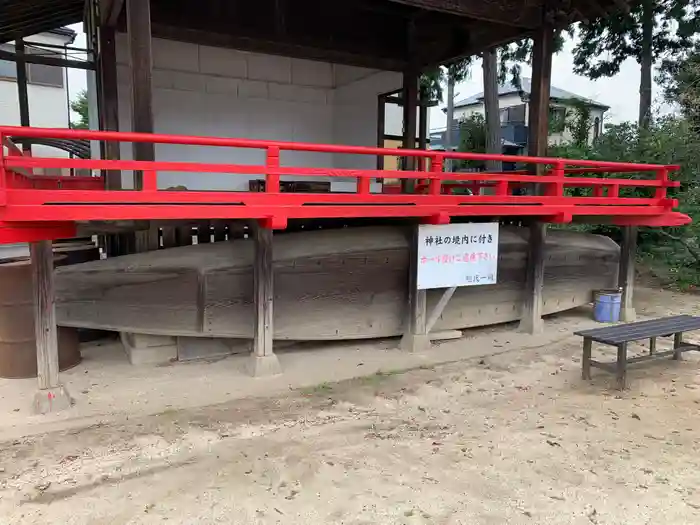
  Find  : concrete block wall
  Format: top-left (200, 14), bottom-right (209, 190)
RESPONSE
top-left (115, 35), bottom-right (399, 191)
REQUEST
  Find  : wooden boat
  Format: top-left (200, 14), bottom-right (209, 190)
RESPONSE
top-left (55, 226), bottom-right (619, 340)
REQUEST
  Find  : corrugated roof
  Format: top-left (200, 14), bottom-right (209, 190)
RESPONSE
top-left (454, 78), bottom-right (609, 110)
top-left (0, 1), bottom-right (83, 44)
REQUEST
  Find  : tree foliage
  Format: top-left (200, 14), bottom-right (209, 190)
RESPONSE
top-left (497, 33), bottom-right (565, 88)
top-left (419, 58), bottom-right (472, 103)
top-left (660, 45), bottom-right (700, 131)
top-left (571, 0), bottom-right (700, 128)
top-left (549, 116), bottom-right (700, 289)
top-left (70, 89), bottom-right (89, 130)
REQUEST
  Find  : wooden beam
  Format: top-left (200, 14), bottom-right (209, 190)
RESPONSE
top-left (0, 48), bottom-right (94, 71)
top-left (386, 0), bottom-right (540, 28)
top-left (248, 223), bottom-right (282, 376)
top-left (426, 286), bottom-right (456, 333)
top-left (30, 240), bottom-right (72, 414)
top-left (618, 226), bottom-right (637, 322)
top-left (150, 24), bottom-right (408, 72)
top-left (100, 0), bottom-right (126, 26)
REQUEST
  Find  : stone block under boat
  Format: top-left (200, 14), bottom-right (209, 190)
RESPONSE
top-left (55, 226), bottom-right (619, 341)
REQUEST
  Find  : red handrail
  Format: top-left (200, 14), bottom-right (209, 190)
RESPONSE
top-left (0, 125), bottom-right (690, 245)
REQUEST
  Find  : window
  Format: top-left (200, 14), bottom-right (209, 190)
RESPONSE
top-left (27, 48), bottom-right (64, 87)
top-left (0, 44), bottom-right (64, 88)
top-left (594, 117), bottom-right (601, 140)
top-left (548, 106), bottom-right (567, 133)
top-left (0, 44), bottom-right (17, 79)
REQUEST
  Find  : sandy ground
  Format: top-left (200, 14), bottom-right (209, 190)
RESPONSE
top-left (1, 287), bottom-right (700, 524)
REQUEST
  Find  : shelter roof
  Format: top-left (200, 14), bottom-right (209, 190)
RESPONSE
top-left (1, 0), bottom-right (635, 70)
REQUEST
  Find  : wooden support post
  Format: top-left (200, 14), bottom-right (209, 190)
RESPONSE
top-left (618, 226), bottom-right (637, 322)
top-left (176, 225), bottom-right (193, 246)
top-left (519, 221), bottom-right (546, 334)
top-left (418, 99), bottom-right (428, 170)
top-left (127, 0), bottom-right (158, 251)
top-left (30, 241), bottom-right (72, 413)
top-left (15, 39), bottom-right (30, 142)
top-left (247, 223), bottom-right (281, 376)
top-left (425, 287), bottom-right (456, 334)
top-left (161, 226), bottom-right (177, 248)
top-left (376, 94), bottom-right (386, 170)
top-left (649, 337), bottom-right (656, 355)
top-left (400, 225), bottom-right (430, 352)
top-left (582, 337), bottom-right (592, 380)
top-left (616, 342), bottom-right (628, 390)
top-left (213, 222), bottom-right (227, 242)
top-left (401, 67), bottom-right (418, 191)
top-left (99, 26), bottom-right (121, 190)
top-left (99, 25), bottom-right (132, 256)
top-left (197, 221), bottom-right (211, 244)
top-left (527, 23), bottom-right (554, 180)
top-left (518, 21), bottom-right (553, 335)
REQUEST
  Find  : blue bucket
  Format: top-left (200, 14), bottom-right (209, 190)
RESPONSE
top-left (593, 289), bottom-right (622, 323)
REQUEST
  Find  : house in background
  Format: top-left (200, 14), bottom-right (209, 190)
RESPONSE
top-left (0, 27), bottom-right (77, 167)
top-left (432, 78), bottom-right (609, 151)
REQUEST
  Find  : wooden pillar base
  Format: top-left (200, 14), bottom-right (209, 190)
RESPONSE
top-left (249, 223), bottom-right (281, 376)
top-left (620, 307), bottom-right (637, 323)
top-left (519, 222), bottom-right (546, 335)
top-left (619, 226), bottom-right (637, 323)
top-left (400, 332), bottom-right (431, 353)
top-left (246, 354), bottom-right (282, 377)
top-left (33, 385), bottom-right (72, 415)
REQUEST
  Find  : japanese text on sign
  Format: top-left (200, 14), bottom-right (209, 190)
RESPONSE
top-left (417, 223), bottom-right (499, 290)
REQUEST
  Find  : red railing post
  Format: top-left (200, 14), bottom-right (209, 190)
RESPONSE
top-left (143, 170), bottom-right (158, 191)
top-left (266, 146), bottom-right (280, 193)
top-left (0, 133), bottom-right (5, 205)
top-left (546, 161), bottom-right (565, 197)
top-left (428, 155), bottom-right (443, 195)
top-left (654, 167), bottom-right (668, 199)
top-left (357, 172), bottom-right (371, 194)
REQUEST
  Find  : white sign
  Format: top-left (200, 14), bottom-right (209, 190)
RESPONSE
top-left (417, 223), bottom-right (499, 290)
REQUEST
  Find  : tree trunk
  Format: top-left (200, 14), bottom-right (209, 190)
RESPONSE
top-left (482, 48), bottom-right (501, 172)
top-left (445, 73), bottom-right (455, 172)
top-left (639, 0), bottom-right (653, 130)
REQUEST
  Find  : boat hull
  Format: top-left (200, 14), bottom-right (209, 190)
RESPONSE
top-left (55, 226), bottom-right (619, 340)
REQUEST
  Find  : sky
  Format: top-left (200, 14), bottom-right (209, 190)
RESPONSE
top-left (66, 24), bottom-right (672, 128)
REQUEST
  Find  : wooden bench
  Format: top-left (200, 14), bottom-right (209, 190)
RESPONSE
top-left (575, 315), bottom-right (700, 390)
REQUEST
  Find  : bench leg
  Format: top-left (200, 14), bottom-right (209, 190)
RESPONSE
top-left (649, 337), bottom-right (656, 355)
top-left (673, 332), bottom-right (684, 361)
top-left (616, 343), bottom-right (628, 390)
top-left (582, 337), bottom-right (592, 380)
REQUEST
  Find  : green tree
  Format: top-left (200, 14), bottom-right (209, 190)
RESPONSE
top-left (565, 99), bottom-right (594, 147)
top-left (70, 89), bottom-right (89, 130)
top-left (571, 0), bottom-right (700, 129)
top-left (497, 33), bottom-right (566, 89)
top-left (444, 59), bottom-right (473, 171)
top-left (549, 116), bottom-right (700, 289)
top-left (660, 45), bottom-right (700, 132)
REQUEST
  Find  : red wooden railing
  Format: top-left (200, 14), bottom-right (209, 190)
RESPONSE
top-left (0, 126), bottom-right (690, 244)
